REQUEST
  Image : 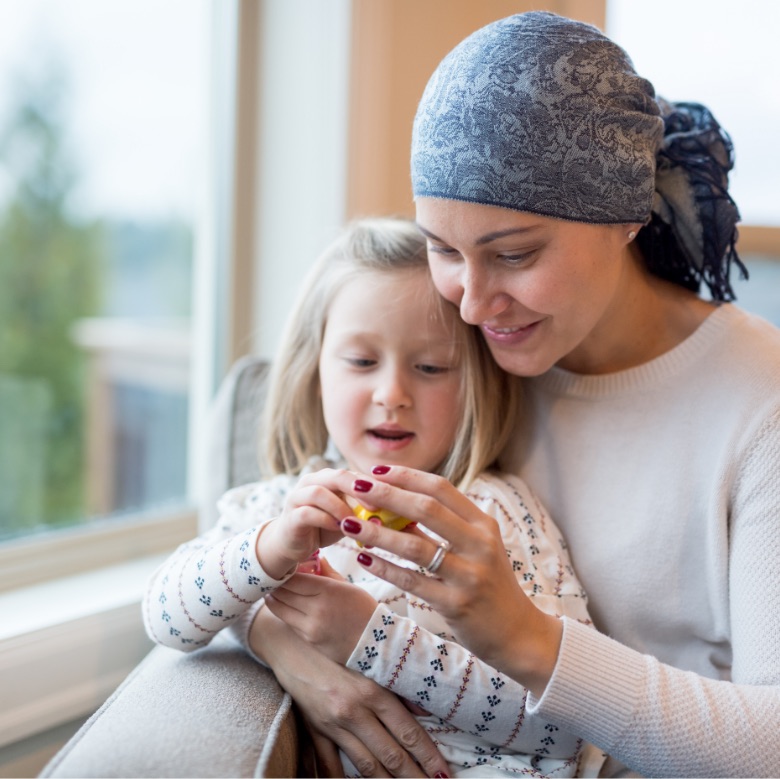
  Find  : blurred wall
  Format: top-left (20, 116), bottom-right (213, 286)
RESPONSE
top-left (346, 0), bottom-right (606, 218)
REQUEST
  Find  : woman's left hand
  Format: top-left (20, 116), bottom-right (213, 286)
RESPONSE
top-left (335, 465), bottom-right (563, 697)
top-left (265, 557), bottom-right (378, 665)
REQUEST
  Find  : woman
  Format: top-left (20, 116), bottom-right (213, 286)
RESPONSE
top-left (254, 12), bottom-right (780, 778)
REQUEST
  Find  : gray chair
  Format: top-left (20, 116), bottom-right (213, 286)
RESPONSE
top-left (41, 356), bottom-right (303, 778)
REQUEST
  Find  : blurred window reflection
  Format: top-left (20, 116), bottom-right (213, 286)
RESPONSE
top-left (0, 0), bottom-right (207, 541)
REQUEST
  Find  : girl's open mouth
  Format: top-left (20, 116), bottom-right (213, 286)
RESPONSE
top-left (368, 428), bottom-right (415, 449)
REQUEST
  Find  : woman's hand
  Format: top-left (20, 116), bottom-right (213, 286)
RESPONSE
top-left (257, 468), bottom-right (355, 579)
top-left (249, 606), bottom-right (450, 778)
top-left (336, 465), bottom-right (563, 697)
top-left (265, 558), bottom-right (378, 665)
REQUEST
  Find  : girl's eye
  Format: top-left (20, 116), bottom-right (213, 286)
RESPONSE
top-left (347, 357), bottom-right (376, 368)
top-left (417, 363), bottom-right (449, 375)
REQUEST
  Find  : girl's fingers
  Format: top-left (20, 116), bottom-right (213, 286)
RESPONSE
top-left (264, 592), bottom-right (300, 626)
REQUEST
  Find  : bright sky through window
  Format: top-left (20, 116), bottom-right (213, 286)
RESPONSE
top-left (607, 0), bottom-right (780, 226)
top-left (0, 0), bottom-right (207, 221)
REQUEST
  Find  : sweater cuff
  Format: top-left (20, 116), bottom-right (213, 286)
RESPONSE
top-left (527, 617), bottom-right (646, 751)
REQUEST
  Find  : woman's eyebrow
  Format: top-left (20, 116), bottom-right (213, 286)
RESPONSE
top-left (416, 223), bottom-right (534, 246)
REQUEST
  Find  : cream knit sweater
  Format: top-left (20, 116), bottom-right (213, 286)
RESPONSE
top-left (504, 304), bottom-right (780, 777)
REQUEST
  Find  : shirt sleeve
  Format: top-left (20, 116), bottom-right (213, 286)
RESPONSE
top-left (142, 476), bottom-right (296, 651)
top-left (346, 604), bottom-right (582, 761)
top-left (530, 410), bottom-right (780, 778)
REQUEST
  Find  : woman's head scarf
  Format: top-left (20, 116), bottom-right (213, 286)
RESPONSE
top-left (411, 11), bottom-right (745, 300)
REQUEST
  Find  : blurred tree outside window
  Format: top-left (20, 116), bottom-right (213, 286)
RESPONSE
top-left (0, 0), bottom-right (207, 541)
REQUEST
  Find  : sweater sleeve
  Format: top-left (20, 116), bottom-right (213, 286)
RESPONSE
top-left (530, 410), bottom-right (780, 778)
top-left (142, 477), bottom-right (296, 652)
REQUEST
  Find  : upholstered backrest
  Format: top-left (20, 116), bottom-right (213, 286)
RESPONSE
top-left (200, 355), bottom-right (270, 533)
top-left (40, 354), bottom-right (301, 779)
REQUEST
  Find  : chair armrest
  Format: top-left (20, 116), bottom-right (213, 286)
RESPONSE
top-left (40, 634), bottom-right (299, 778)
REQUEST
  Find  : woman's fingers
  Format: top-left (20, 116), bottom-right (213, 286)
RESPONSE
top-left (305, 726), bottom-right (343, 778)
top-left (337, 684), bottom-right (449, 778)
top-left (255, 609), bottom-right (450, 778)
top-left (342, 515), bottom-right (453, 574)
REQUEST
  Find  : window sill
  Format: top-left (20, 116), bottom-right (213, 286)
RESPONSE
top-left (0, 507), bottom-right (197, 592)
top-left (0, 555), bottom-right (167, 749)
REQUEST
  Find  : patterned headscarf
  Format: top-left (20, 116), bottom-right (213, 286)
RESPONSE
top-left (411, 11), bottom-right (745, 300)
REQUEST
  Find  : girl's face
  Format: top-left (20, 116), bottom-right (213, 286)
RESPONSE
top-left (416, 198), bottom-right (638, 376)
top-left (318, 268), bottom-right (464, 475)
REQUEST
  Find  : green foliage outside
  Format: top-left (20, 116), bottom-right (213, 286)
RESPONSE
top-left (0, 69), bottom-right (103, 537)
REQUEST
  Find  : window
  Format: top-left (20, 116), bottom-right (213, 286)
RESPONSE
top-left (0, 0), bottom-right (209, 549)
top-left (607, 0), bottom-right (780, 325)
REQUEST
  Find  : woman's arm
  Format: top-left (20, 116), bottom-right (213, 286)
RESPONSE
top-left (249, 605), bottom-right (452, 779)
top-left (337, 467), bottom-right (565, 696)
top-left (337, 462), bottom-right (780, 777)
top-left (270, 473), bottom-right (589, 757)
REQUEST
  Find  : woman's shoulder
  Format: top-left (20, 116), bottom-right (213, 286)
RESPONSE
top-left (716, 303), bottom-right (780, 355)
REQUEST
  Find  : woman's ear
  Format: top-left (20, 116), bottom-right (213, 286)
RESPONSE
top-left (625, 222), bottom-right (644, 244)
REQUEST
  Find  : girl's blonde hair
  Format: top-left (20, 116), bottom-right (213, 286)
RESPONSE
top-left (260, 217), bottom-right (521, 489)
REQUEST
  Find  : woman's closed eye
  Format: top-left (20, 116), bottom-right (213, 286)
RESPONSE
top-left (498, 250), bottom-right (535, 266)
top-left (426, 242), bottom-right (459, 257)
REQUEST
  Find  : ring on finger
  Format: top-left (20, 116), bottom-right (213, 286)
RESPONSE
top-left (425, 540), bottom-right (451, 574)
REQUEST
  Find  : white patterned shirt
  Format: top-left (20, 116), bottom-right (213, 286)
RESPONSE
top-left (143, 466), bottom-right (594, 777)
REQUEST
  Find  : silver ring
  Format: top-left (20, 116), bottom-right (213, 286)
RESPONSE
top-left (426, 540), bottom-right (451, 574)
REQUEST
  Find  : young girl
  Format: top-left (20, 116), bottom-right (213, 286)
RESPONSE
top-left (143, 217), bottom-right (593, 777)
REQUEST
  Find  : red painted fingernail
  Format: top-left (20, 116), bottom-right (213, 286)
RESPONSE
top-left (342, 518), bottom-right (362, 534)
top-left (372, 465), bottom-right (391, 475)
top-left (434, 773), bottom-right (450, 778)
top-left (357, 552), bottom-right (373, 567)
top-left (354, 479), bottom-right (373, 492)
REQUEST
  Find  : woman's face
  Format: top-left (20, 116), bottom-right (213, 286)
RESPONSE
top-left (416, 198), bottom-right (637, 376)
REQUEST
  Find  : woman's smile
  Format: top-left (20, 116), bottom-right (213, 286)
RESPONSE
top-left (480, 319), bottom-right (543, 346)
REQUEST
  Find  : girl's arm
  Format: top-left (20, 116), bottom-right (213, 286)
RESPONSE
top-left (143, 467), bottom-right (351, 652)
top-left (249, 604), bottom-right (453, 779)
top-left (142, 479), bottom-right (296, 651)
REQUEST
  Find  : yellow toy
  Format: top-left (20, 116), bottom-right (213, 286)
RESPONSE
top-left (351, 504), bottom-right (413, 547)
top-left (352, 504), bottom-right (412, 531)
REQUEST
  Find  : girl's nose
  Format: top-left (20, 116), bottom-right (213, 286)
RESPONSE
top-left (373, 369), bottom-right (412, 410)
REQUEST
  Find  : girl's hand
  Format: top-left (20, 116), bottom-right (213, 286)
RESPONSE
top-left (249, 606), bottom-right (451, 778)
top-left (265, 558), bottom-right (378, 665)
top-left (257, 468), bottom-right (355, 579)
top-left (336, 466), bottom-right (563, 697)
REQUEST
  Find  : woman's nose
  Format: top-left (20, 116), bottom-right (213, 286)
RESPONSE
top-left (458, 266), bottom-right (507, 325)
